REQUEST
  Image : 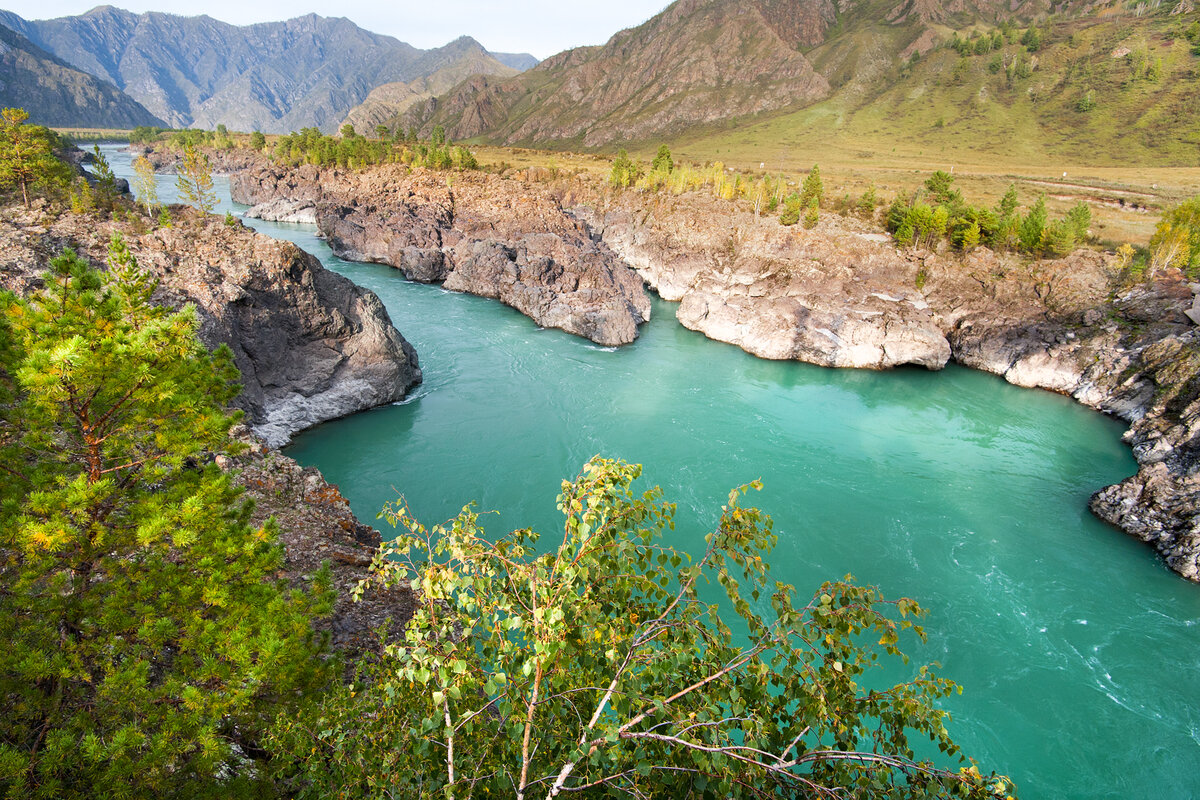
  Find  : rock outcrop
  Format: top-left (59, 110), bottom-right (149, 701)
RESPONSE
top-left (0, 202), bottom-right (420, 448)
top-left (232, 163), bottom-right (650, 346)
top-left (228, 432), bottom-right (412, 655)
top-left (578, 196), bottom-right (951, 369)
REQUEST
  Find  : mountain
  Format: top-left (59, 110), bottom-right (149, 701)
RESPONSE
top-left (399, 0), bottom-right (1085, 149)
top-left (341, 38), bottom-right (519, 135)
top-left (675, 1), bottom-right (1200, 167)
top-left (490, 52), bottom-right (540, 71)
top-left (0, 23), bottom-right (163, 128)
top-left (404, 0), bottom-right (834, 148)
top-left (0, 6), bottom-right (532, 134)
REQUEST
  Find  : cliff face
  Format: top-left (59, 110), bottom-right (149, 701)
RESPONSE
top-left (0, 203), bottom-right (420, 447)
top-left (575, 186), bottom-right (1200, 581)
top-left (229, 435), bottom-right (412, 655)
top-left (231, 163), bottom-right (651, 346)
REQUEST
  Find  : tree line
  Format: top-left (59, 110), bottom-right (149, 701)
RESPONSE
top-left (258, 124), bottom-right (478, 172)
top-left (885, 171), bottom-right (1092, 259)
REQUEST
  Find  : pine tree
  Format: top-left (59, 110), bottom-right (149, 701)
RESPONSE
top-left (996, 184), bottom-right (1019, 220)
top-left (0, 243), bottom-right (333, 799)
top-left (0, 107), bottom-right (70, 208)
top-left (803, 197), bottom-right (819, 229)
top-left (651, 144), bottom-right (673, 174)
top-left (799, 164), bottom-right (823, 208)
top-left (1066, 201), bottom-right (1092, 242)
top-left (609, 149), bottom-right (640, 188)
top-left (1042, 218), bottom-right (1075, 258)
top-left (1019, 195), bottom-right (1048, 254)
top-left (924, 170), bottom-right (962, 208)
top-left (90, 145), bottom-right (118, 211)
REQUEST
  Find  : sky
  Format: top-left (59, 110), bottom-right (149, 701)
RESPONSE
top-left (0, 0), bottom-right (672, 60)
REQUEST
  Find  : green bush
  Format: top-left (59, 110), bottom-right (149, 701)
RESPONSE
top-left (1148, 196), bottom-right (1200, 275)
top-left (609, 148), bottom-right (641, 188)
top-left (273, 458), bottom-right (1012, 800)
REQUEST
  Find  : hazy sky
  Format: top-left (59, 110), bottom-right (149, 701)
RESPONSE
top-left (0, 1), bottom-right (672, 59)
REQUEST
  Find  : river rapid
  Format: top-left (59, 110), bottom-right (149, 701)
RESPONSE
top-left (105, 146), bottom-right (1200, 799)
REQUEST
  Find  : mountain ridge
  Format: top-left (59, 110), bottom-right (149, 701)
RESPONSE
top-left (0, 6), bottom-right (537, 134)
top-left (399, 0), bottom-right (1131, 150)
top-left (0, 22), bottom-right (164, 128)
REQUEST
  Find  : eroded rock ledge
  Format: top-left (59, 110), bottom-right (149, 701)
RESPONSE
top-left (231, 163), bottom-right (650, 346)
top-left (574, 190), bottom-right (1200, 581)
top-left (0, 204), bottom-right (421, 448)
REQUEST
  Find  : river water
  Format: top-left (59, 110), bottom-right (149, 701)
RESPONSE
top-left (105, 146), bottom-right (1200, 799)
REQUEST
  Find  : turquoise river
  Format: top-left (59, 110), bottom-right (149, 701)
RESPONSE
top-left (107, 147), bottom-right (1200, 799)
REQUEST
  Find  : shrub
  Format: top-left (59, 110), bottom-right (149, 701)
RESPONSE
top-left (651, 144), bottom-right (673, 174)
top-left (610, 149), bottom-right (640, 188)
top-left (1148, 196), bottom-right (1200, 275)
top-left (274, 458), bottom-right (1012, 800)
top-left (803, 198), bottom-right (819, 228)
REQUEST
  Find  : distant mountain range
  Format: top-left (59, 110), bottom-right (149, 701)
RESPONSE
top-left (0, 22), bottom-right (163, 128)
top-left (0, 5), bottom-right (537, 133)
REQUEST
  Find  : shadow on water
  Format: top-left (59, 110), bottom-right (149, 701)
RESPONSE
top-left (98, 146), bottom-right (1200, 800)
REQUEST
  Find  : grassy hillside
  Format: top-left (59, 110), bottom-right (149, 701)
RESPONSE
top-left (674, 8), bottom-right (1200, 167)
top-left (639, 6), bottom-right (1200, 246)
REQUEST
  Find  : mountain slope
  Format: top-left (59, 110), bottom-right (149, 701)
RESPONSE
top-left (0, 6), bottom-right (524, 134)
top-left (0, 23), bottom-right (163, 128)
top-left (402, 0), bottom-right (1086, 149)
top-left (490, 52), bottom-right (539, 71)
top-left (674, 2), bottom-right (1200, 168)
top-left (407, 0), bottom-right (836, 148)
top-left (340, 38), bottom-right (518, 135)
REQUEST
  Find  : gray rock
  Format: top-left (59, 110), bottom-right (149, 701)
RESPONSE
top-left (0, 208), bottom-right (421, 448)
top-left (243, 198), bottom-right (319, 224)
top-left (234, 162), bottom-right (650, 346)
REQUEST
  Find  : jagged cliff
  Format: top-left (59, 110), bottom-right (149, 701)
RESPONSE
top-left (231, 162), bottom-right (651, 346)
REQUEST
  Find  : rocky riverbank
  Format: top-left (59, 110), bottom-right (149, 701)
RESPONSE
top-left (230, 162), bottom-right (650, 346)
top-left (106, 146), bottom-right (1200, 582)
top-left (0, 198), bottom-right (421, 650)
top-left (0, 202), bottom-right (421, 448)
top-left (574, 188), bottom-right (1200, 581)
